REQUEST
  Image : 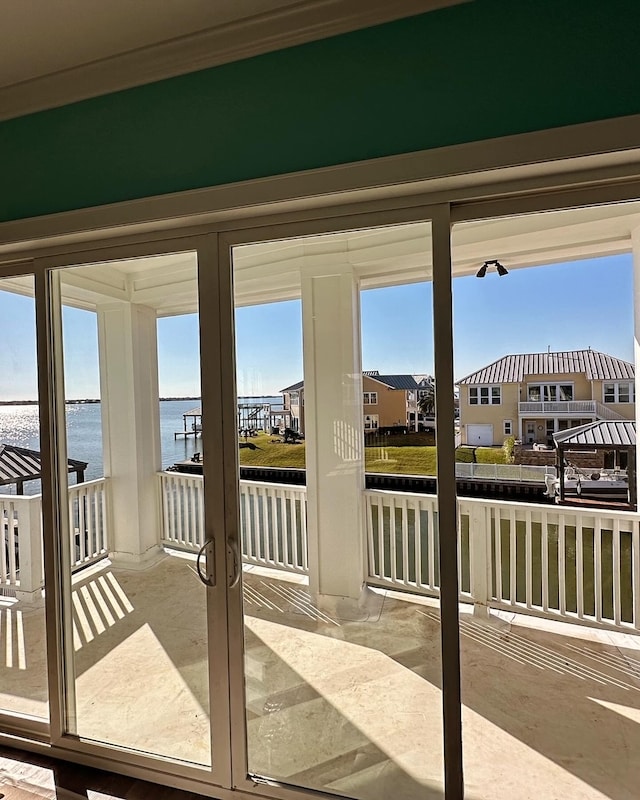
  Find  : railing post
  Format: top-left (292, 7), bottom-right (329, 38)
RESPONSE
top-left (16, 496), bottom-right (44, 604)
top-left (468, 500), bottom-right (491, 619)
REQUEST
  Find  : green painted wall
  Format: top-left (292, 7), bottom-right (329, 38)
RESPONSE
top-left (2, 0), bottom-right (639, 223)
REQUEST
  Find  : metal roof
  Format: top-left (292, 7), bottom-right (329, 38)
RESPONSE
top-left (458, 350), bottom-right (635, 385)
top-left (280, 380), bottom-right (304, 393)
top-left (281, 374), bottom-right (419, 393)
top-left (552, 420), bottom-right (636, 448)
top-left (0, 443), bottom-right (88, 487)
top-left (370, 374), bottom-right (420, 390)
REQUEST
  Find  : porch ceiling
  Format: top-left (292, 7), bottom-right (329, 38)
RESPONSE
top-left (2, 200), bottom-right (640, 313)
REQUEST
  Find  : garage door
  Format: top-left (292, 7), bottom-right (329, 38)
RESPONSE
top-left (466, 424), bottom-right (493, 446)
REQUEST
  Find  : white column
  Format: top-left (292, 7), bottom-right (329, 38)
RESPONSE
top-left (15, 495), bottom-right (44, 603)
top-left (301, 258), bottom-right (368, 607)
top-left (98, 303), bottom-right (163, 567)
top-left (631, 228), bottom-right (640, 507)
top-left (466, 500), bottom-right (490, 619)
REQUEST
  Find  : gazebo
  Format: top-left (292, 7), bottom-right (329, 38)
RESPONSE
top-left (0, 443), bottom-right (87, 495)
top-left (552, 420), bottom-right (636, 509)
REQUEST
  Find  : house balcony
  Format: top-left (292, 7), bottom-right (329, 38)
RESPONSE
top-left (2, 476), bottom-right (640, 798)
top-left (518, 399), bottom-right (626, 420)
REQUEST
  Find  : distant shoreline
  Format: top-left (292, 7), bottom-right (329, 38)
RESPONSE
top-left (0, 395), bottom-right (279, 406)
top-left (0, 397), bottom-right (201, 406)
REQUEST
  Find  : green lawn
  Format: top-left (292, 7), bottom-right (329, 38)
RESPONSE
top-left (238, 433), bottom-right (507, 474)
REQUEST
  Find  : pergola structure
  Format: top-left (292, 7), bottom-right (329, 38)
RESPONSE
top-left (0, 442), bottom-right (86, 495)
top-left (553, 420), bottom-right (637, 509)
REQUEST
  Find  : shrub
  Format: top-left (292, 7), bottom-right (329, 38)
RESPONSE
top-left (502, 435), bottom-right (516, 464)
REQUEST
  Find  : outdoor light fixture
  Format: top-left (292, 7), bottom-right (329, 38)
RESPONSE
top-left (476, 259), bottom-right (508, 277)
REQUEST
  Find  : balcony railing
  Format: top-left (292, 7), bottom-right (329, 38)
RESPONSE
top-left (159, 472), bottom-right (308, 574)
top-left (6, 473), bottom-right (639, 634)
top-left (1, 478), bottom-right (109, 598)
top-left (158, 473), bottom-right (640, 632)
top-left (366, 490), bottom-right (640, 632)
top-left (518, 400), bottom-right (626, 420)
top-left (454, 463), bottom-right (554, 482)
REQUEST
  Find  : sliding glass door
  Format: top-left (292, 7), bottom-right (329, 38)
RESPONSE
top-left (29, 236), bottom-right (232, 789)
top-left (221, 211), bottom-right (462, 800)
top-left (0, 208), bottom-right (462, 799)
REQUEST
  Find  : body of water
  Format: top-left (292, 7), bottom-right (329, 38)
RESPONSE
top-left (0, 397), bottom-right (281, 495)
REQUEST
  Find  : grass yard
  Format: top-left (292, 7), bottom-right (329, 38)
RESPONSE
top-left (237, 433), bottom-right (306, 468)
top-left (238, 432), bottom-right (507, 474)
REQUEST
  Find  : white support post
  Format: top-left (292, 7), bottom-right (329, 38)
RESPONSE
top-left (467, 501), bottom-right (491, 619)
top-left (631, 228), bottom-right (640, 508)
top-left (15, 496), bottom-right (44, 604)
top-left (97, 303), bottom-right (163, 568)
top-left (301, 256), bottom-right (371, 614)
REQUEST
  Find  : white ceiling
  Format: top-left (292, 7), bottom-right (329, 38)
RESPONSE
top-left (0, 0), bottom-right (463, 120)
top-left (0, 0), bottom-right (299, 88)
top-left (3, 200), bottom-right (639, 314)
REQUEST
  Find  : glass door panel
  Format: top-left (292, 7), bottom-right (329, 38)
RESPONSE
top-left (230, 221), bottom-right (445, 798)
top-left (0, 274), bottom-right (49, 722)
top-left (50, 251), bottom-right (215, 766)
top-left (452, 207), bottom-right (638, 799)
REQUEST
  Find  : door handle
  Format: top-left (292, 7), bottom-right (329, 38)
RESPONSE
top-left (228, 537), bottom-right (241, 589)
top-left (196, 539), bottom-right (216, 587)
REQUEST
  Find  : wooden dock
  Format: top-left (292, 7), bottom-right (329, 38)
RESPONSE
top-left (174, 406), bottom-right (202, 439)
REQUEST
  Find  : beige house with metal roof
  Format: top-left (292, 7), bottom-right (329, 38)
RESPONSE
top-left (457, 350), bottom-right (635, 447)
top-left (282, 372), bottom-right (424, 435)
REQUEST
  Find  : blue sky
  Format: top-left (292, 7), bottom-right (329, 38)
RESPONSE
top-left (0, 254), bottom-right (634, 400)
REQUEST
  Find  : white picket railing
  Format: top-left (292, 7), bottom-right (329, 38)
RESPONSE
top-left (240, 480), bottom-right (308, 574)
top-left (1, 478), bottom-right (109, 598)
top-left (68, 478), bottom-right (109, 570)
top-left (159, 472), bottom-right (206, 551)
top-left (454, 463), bottom-right (555, 482)
top-left (365, 489), bottom-right (640, 632)
top-left (1, 495), bottom-right (39, 591)
top-left (518, 399), bottom-right (625, 420)
top-left (159, 473), bottom-right (640, 631)
top-left (159, 472), bottom-right (308, 574)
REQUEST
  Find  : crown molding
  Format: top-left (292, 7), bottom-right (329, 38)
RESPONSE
top-left (0, 0), bottom-right (464, 122)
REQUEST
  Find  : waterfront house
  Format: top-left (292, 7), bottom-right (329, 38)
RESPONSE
top-left (457, 349), bottom-right (635, 447)
top-left (282, 371), bottom-right (423, 434)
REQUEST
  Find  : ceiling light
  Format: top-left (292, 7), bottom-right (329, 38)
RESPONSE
top-left (476, 259), bottom-right (509, 278)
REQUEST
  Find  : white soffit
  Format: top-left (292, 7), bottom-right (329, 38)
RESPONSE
top-left (2, 199), bottom-right (637, 315)
top-left (0, 0), bottom-right (465, 121)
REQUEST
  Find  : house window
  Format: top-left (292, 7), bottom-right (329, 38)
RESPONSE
top-left (559, 384), bottom-right (573, 401)
top-left (604, 382), bottom-right (635, 403)
top-left (364, 414), bottom-right (379, 430)
top-left (363, 391), bottom-right (378, 405)
top-left (469, 385), bottom-right (501, 405)
top-left (503, 420), bottom-right (512, 435)
top-left (528, 383), bottom-right (573, 401)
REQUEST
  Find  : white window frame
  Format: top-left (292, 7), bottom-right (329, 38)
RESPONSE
top-left (364, 414), bottom-right (379, 430)
top-left (527, 382), bottom-right (574, 402)
top-left (503, 420), bottom-right (512, 435)
top-left (469, 385), bottom-right (501, 405)
top-left (363, 391), bottom-right (378, 405)
top-left (603, 381), bottom-right (635, 403)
